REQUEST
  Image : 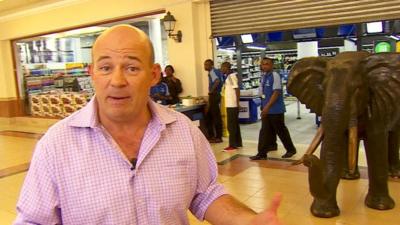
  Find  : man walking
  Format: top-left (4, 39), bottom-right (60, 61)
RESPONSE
top-left (221, 62), bottom-right (242, 151)
top-left (250, 58), bottom-right (296, 160)
top-left (204, 59), bottom-right (223, 143)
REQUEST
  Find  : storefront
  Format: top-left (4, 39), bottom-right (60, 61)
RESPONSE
top-left (13, 16), bottom-right (168, 117)
top-left (0, 0), bottom-right (214, 118)
top-left (210, 0), bottom-right (400, 123)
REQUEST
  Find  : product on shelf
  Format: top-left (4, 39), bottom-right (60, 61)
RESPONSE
top-left (39, 95), bottom-right (50, 105)
top-left (73, 93), bottom-right (88, 105)
top-left (60, 93), bottom-right (74, 105)
top-left (63, 105), bottom-right (76, 114)
top-left (50, 105), bottom-right (64, 117)
top-left (49, 94), bottom-right (62, 105)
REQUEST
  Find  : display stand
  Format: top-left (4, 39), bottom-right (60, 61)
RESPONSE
top-left (239, 96), bottom-right (261, 123)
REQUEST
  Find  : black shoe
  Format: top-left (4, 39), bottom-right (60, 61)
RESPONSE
top-left (282, 152), bottom-right (296, 158)
top-left (250, 155), bottom-right (267, 160)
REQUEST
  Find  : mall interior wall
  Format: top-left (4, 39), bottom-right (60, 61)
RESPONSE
top-left (0, 0), bottom-right (213, 116)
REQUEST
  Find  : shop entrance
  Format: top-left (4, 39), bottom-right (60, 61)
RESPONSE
top-left (213, 20), bottom-right (400, 147)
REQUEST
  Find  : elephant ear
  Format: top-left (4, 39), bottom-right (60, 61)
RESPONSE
top-left (287, 57), bottom-right (328, 116)
top-left (364, 53), bottom-right (400, 127)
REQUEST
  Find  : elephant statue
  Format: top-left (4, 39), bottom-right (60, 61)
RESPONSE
top-left (287, 52), bottom-right (400, 218)
top-left (341, 130), bottom-right (400, 180)
top-left (294, 127), bottom-right (400, 180)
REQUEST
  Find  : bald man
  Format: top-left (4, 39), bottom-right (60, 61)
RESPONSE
top-left (14, 25), bottom-right (283, 225)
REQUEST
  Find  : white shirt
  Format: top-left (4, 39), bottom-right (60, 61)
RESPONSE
top-left (223, 72), bottom-right (239, 107)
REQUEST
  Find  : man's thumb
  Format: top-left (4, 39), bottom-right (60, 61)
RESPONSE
top-left (268, 193), bottom-right (282, 214)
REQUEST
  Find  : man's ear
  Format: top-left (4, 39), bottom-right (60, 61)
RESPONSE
top-left (88, 64), bottom-right (94, 77)
top-left (150, 64), bottom-right (160, 86)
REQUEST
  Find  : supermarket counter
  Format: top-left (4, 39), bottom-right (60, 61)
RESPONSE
top-left (173, 103), bottom-right (207, 136)
top-left (173, 103), bottom-right (205, 121)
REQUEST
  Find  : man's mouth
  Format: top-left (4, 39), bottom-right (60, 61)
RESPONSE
top-left (107, 96), bottom-right (131, 102)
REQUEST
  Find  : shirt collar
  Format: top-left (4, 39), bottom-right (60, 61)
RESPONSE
top-left (67, 97), bottom-right (177, 129)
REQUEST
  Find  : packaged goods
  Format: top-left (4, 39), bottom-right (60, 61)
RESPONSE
top-left (49, 94), bottom-right (61, 105)
top-left (61, 93), bottom-right (74, 105)
top-left (30, 95), bottom-right (40, 104)
top-left (63, 104), bottom-right (76, 114)
top-left (32, 111), bottom-right (44, 117)
top-left (43, 112), bottom-right (53, 117)
top-left (50, 105), bottom-right (64, 117)
top-left (73, 93), bottom-right (87, 105)
top-left (42, 104), bottom-right (51, 113)
top-left (30, 103), bottom-right (42, 112)
top-left (40, 95), bottom-right (50, 105)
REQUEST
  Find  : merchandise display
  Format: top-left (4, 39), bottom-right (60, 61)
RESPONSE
top-left (24, 62), bottom-right (93, 117)
top-left (30, 91), bottom-right (91, 118)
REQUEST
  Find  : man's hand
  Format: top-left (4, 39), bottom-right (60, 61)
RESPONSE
top-left (248, 193), bottom-right (284, 225)
top-left (261, 107), bottom-right (269, 118)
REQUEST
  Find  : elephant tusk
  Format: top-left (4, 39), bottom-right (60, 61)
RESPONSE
top-left (348, 126), bottom-right (358, 174)
top-left (292, 126), bottom-right (324, 165)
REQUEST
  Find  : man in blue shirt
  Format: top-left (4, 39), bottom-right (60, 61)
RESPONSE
top-left (150, 63), bottom-right (171, 105)
top-left (204, 59), bottom-right (223, 143)
top-left (250, 58), bottom-right (296, 160)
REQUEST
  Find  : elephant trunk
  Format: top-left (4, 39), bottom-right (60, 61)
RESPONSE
top-left (305, 105), bottom-right (348, 200)
top-left (292, 126), bottom-right (324, 165)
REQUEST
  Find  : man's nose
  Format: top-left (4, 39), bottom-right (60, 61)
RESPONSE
top-left (110, 67), bottom-right (128, 87)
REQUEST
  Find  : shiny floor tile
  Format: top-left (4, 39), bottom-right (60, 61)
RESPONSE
top-left (0, 110), bottom-right (399, 225)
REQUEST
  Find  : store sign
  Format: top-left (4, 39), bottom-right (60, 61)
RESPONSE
top-left (375, 41), bottom-right (392, 53)
top-left (318, 48), bottom-right (339, 57)
top-left (396, 41), bottom-right (400, 52)
top-left (239, 101), bottom-right (250, 119)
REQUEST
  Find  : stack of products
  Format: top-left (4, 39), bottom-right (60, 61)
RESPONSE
top-left (30, 91), bottom-right (90, 118)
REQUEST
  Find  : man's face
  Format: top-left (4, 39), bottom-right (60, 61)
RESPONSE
top-left (204, 61), bottom-right (213, 71)
top-left (260, 59), bottom-right (273, 73)
top-left (165, 67), bottom-right (173, 77)
top-left (221, 65), bottom-right (229, 75)
top-left (90, 28), bottom-right (159, 122)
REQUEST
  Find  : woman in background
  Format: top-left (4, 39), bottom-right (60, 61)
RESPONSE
top-left (163, 65), bottom-right (183, 105)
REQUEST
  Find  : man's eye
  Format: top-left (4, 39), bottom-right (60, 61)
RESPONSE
top-left (99, 66), bottom-right (111, 72)
top-left (127, 66), bottom-right (139, 73)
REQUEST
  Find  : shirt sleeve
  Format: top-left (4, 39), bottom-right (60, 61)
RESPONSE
top-left (272, 72), bottom-right (282, 90)
top-left (189, 126), bottom-right (227, 220)
top-left (13, 138), bottom-right (61, 225)
top-left (231, 74), bottom-right (239, 89)
top-left (210, 70), bottom-right (219, 83)
top-left (175, 78), bottom-right (183, 94)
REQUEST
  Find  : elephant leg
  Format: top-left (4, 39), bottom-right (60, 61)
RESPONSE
top-left (364, 127), bottom-right (395, 210)
top-left (388, 130), bottom-right (400, 178)
top-left (305, 137), bottom-right (345, 218)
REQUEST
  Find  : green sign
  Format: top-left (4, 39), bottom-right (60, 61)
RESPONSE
top-left (375, 42), bottom-right (392, 53)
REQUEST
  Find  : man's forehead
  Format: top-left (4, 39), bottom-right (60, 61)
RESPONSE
top-left (91, 25), bottom-right (154, 64)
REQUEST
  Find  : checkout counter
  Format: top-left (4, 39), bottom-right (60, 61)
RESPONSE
top-left (174, 103), bottom-right (205, 121)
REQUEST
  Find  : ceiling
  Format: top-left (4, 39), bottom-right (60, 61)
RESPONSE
top-left (0, 0), bottom-right (64, 17)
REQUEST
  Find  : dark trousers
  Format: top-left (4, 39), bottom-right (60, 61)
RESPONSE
top-left (206, 93), bottom-right (223, 139)
top-left (257, 113), bottom-right (296, 156)
top-left (227, 107), bottom-right (242, 148)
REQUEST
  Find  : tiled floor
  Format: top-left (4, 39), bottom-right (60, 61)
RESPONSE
top-left (0, 103), bottom-right (399, 225)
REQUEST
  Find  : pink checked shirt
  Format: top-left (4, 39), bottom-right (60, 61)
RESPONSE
top-left (14, 98), bottom-right (226, 225)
